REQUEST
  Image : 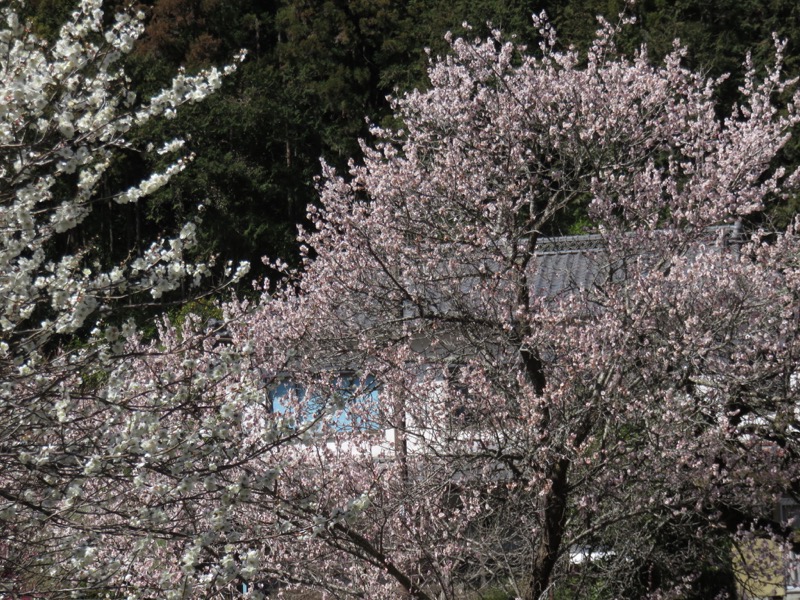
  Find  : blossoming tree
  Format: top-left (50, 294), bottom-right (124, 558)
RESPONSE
top-left (231, 15), bottom-right (800, 600)
top-left (0, 2), bottom-right (287, 597)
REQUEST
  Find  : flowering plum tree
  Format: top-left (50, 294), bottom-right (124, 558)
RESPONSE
top-left (233, 14), bottom-right (800, 600)
top-left (0, 2), bottom-right (289, 597)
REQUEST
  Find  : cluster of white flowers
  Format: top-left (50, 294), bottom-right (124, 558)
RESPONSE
top-left (0, 0), bottom-right (247, 345)
top-left (0, 3), bottom-right (255, 597)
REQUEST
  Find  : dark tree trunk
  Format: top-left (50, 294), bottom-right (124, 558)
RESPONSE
top-left (526, 458), bottom-right (570, 600)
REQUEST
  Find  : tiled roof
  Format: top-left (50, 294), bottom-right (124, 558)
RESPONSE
top-left (531, 225), bottom-right (743, 297)
top-left (532, 234), bottom-right (608, 297)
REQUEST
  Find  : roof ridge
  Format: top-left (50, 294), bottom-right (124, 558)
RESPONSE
top-left (536, 234), bottom-right (604, 253)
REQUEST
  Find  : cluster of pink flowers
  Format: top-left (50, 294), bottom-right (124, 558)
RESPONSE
top-left (227, 13), bottom-right (800, 599)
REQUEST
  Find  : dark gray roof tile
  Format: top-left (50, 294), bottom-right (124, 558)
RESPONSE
top-left (532, 235), bottom-right (607, 298)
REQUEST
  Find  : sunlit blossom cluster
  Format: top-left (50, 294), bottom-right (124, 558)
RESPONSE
top-left (0, 1), bottom-right (256, 597)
